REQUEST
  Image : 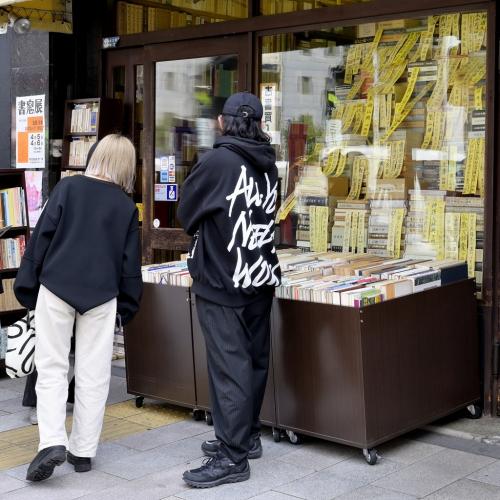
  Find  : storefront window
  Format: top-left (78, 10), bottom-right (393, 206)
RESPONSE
top-left (134, 65), bottom-right (144, 213)
top-left (261, 11), bottom-right (487, 295)
top-left (154, 55), bottom-right (239, 228)
top-left (261, 0), bottom-right (373, 16)
top-left (117, 0), bottom-right (249, 35)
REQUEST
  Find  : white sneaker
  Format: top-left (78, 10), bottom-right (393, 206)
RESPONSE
top-left (29, 408), bottom-right (38, 425)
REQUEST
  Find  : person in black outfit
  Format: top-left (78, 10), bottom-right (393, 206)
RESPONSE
top-left (178, 92), bottom-right (281, 488)
top-left (14, 134), bottom-right (142, 482)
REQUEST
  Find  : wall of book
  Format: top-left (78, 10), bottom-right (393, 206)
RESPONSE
top-left (260, 0), bottom-right (373, 16)
top-left (116, 0), bottom-right (248, 35)
top-left (262, 11), bottom-right (487, 296)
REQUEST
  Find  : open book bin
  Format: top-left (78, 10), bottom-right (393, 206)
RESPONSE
top-left (271, 278), bottom-right (479, 452)
top-left (125, 279), bottom-right (479, 464)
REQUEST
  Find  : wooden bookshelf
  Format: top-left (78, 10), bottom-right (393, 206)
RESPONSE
top-left (0, 169), bottom-right (30, 376)
top-left (61, 98), bottom-right (123, 178)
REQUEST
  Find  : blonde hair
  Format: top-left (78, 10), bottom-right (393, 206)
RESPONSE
top-left (86, 134), bottom-right (136, 193)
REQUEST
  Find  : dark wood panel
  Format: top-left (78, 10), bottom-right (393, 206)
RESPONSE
top-left (191, 295), bottom-right (277, 425)
top-left (125, 283), bottom-right (196, 407)
top-left (361, 280), bottom-right (480, 446)
top-left (272, 299), bottom-right (366, 446)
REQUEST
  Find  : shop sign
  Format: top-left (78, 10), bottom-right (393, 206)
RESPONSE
top-left (260, 83), bottom-right (280, 145)
top-left (16, 94), bottom-right (45, 169)
top-left (103, 37), bottom-right (120, 49)
top-left (160, 171), bottom-right (169, 183)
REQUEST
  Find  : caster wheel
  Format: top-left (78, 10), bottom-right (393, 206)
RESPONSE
top-left (135, 396), bottom-right (144, 408)
top-left (286, 430), bottom-right (303, 445)
top-left (272, 427), bottom-right (281, 443)
top-left (205, 412), bottom-right (213, 426)
top-left (466, 404), bottom-right (482, 419)
top-left (192, 409), bottom-right (205, 421)
top-left (363, 448), bottom-right (378, 465)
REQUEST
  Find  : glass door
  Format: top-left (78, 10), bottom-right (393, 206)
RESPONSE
top-left (143, 35), bottom-right (250, 262)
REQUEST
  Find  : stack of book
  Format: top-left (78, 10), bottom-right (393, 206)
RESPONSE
top-left (142, 261), bottom-right (192, 287)
top-left (367, 200), bottom-right (406, 257)
top-left (276, 251), bottom-right (468, 306)
top-left (445, 196), bottom-right (484, 292)
top-left (331, 199), bottom-right (369, 253)
top-left (404, 189), bottom-right (446, 259)
top-left (0, 188), bottom-right (27, 228)
top-left (0, 235), bottom-right (25, 270)
top-left (69, 137), bottom-right (97, 167)
top-left (294, 165), bottom-right (329, 249)
top-left (0, 279), bottom-right (23, 312)
top-left (70, 103), bottom-right (98, 133)
top-left (61, 170), bottom-right (84, 179)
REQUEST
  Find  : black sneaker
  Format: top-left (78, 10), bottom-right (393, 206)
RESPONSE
top-left (202, 436), bottom-right (263, 459)
top-left (67, 451), bottom-right (92, 472)
top-left (183, 453), bottom-right (250, 488)
top-left (26, 445), bottom-right (66, 482)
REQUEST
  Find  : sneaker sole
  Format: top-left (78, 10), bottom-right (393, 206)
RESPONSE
top-left (203, 448), bottom-right (262, 460)
top-left (67, 455), bottom-right (92, 473)
top-left (183, 469), bottom-right (250, 488)
top-left (26, 454), bottom-right (66, 482)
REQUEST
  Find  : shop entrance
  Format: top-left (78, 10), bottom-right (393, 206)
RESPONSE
top-left (139, 35), bottom-right (250, 262)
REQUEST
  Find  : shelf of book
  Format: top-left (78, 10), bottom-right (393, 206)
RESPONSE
top-left (0, 169), bottom-right (29, 319)
top-left (61, 98), bottom-right (123, 180)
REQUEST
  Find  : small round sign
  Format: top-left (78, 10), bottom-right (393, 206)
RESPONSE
top-left (153, 218), bottom-right (160, 228)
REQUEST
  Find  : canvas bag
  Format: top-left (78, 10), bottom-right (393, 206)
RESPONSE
top-left (5, 311), bottom-right (35, 378)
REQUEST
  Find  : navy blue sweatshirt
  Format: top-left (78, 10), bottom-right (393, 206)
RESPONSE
top-left (177, 136), bottom-right (281, 307)
top-left (14, 175), bottom-right (142, 324)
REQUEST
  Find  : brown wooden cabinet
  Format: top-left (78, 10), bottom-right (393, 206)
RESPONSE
top-left (125, 279), bottom-right (480, 462)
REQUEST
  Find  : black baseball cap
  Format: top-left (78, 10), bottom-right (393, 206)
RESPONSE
top-left (222, 92), bottom-right (263, 120)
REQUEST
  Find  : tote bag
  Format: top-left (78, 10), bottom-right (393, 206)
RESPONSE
top-left (5, 311), bottom-right (35, 378)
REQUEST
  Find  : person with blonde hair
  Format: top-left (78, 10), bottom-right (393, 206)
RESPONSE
top-left (14, 134), bottom-right (142, 482)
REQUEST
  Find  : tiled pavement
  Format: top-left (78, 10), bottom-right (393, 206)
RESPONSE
top-left (1, 375), bottom-right (500, 499)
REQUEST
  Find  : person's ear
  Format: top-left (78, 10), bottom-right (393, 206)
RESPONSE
top-left (218, 115), bottom-right (224, 131)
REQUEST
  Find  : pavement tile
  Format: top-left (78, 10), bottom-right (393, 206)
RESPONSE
top-left (78, 462), bottom-right (191, 500)
top-left (0, 378), bottom-right (26, 393)
top-left (115, 420), bottom-right (208, 451)
top-left (324, 455), bottom-right (402, 484)
top-left (104, 400), bottom-right (144, 419)
top-left (0, 471), bottom-right (27, 495)
top-left (373, 449), bottom-right (496, 498)
top-left (95, 436), bottom-right (205, 480)
top-left (5, 460), bottom-right (75, 482)
top-left (0, 410), bottom-right (31, 432)
top-left (467, 460), bottom-right (500, 487)
top-left (0, 388), bottom-right (22, 402)
top-left (0, 410), bottom-right (9, 416)
top-left (0, 470), bottom-right (127, 500)
top-left (378, 438), bottom-right (443, 465)
top-left (277, 440), bottom-right (353, 471)
top-left (124, 406), bottom-right (189, 429)
top-left (92, 441), bottom-right (142, 468)
top-left (259, 434), bottom-right (303, 461)
top-left (249, 492), bottom-right (302, 500)
top-left (0, 397), bottom-right (26, 414)
top-left (274, 467), bottom-right (366, 500)
top-left (336, 485), bottom-right (417, 499)
top-left (425, 478), bottom-right (500, 499)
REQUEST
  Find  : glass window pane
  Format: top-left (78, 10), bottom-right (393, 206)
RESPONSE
top-left (134, 65), bottom-right (144, 215)
top-left (154, 55), bottom-right (239, 229)
top-left (261, 11), bottom-right (487, 296)
top-left (261, 0), bottom-right (373, 16)
top-left (117, 1), bottom-right (248, 35)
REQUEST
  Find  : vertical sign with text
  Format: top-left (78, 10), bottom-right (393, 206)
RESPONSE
top-left (16, 94), bottom-right (45, 169)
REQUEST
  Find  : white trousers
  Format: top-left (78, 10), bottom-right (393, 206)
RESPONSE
top-left (35, 285), bottom-right (117, 457)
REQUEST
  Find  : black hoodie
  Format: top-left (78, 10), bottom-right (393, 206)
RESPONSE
top-left (177, 136), bottom-right (281, 307)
